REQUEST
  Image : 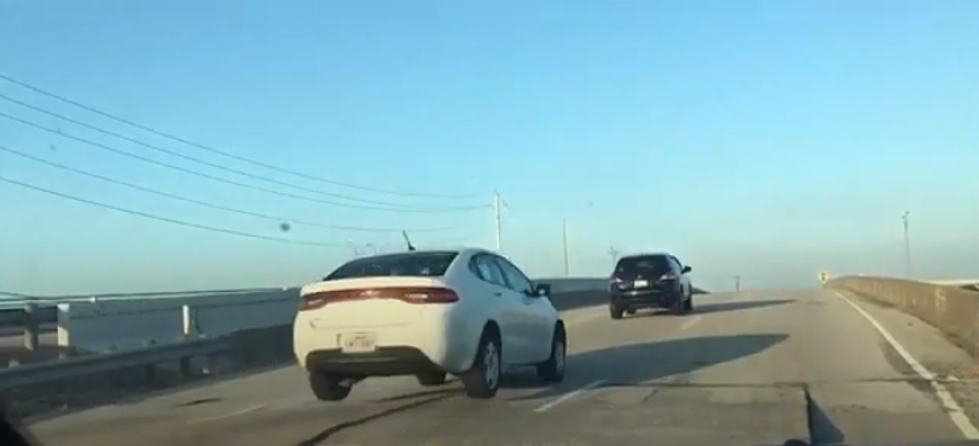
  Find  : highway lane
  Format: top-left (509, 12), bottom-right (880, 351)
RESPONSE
top-left (27, 289), bottom-right (977, 445)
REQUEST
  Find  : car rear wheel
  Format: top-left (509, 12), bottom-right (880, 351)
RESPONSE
top-left (684, 292), bottom-right (694, 312)
top-left (671, 294), bottom-right (689, 315)
top-left (609, 304), bottom-right (624, 320)
top-left (536, 326), bottom-right (566, 383)
top-left (308, 372), bottom-right (353, 401)
top-left (416, 371), bottom-right (448, 387)
top-left (460, 329), bottom-right (501, 399)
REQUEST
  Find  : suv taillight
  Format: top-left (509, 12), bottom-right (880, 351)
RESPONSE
top-left (659, 273), bottom-right (677, 281)
top-left (298, 287), bottom-right (459, 311)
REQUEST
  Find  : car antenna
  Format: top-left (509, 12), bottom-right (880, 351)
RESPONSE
top-left (402, 230), bottom-right (416, 252)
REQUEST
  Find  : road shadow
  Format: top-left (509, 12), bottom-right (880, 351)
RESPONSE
top-left (805, 388), bottom-right (845, 445)
top-left (546, 287), bottom-right (710, 313)
top-left (505, 333), bottom-right (789, 399)
top-left (547, 291), bottom-right (607, 312)
top-left (615, 298), bottom-right (795, 319)
top-left (295, 388), bottom-right (459, 446)
top-left (693, 299), bottom-right (795, 315)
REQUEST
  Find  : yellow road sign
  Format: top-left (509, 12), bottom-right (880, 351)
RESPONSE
top-left (819, 271), bottom-right (829, 283)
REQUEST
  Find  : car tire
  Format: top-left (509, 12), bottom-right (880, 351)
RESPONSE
top-left (536, 326), bottom-right (566, 383)
top-left (460, 329), bottom-right (502, 399)
top-left (684, 292), bottom-right (694, 312)
top-left (609, 304), bottom-right (624, 320)
top-left (308, 372), bottom-right (353, 401)
top-left (671, 293), bottom-right (688, 315)
top-left (416, 371), bottom-right (448, 387)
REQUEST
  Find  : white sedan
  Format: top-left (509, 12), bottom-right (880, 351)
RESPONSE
top-left (293, 247), bottom-right (567, 401)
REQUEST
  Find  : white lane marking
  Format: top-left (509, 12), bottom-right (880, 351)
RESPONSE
top-left (680, 315), bottom-right (701, 331)
top-left (533, 379), bottom-right (606, 413)
top-left (833, 291), bottom-right (979, 439)
top-left (187, 404), bottom-right (265, 425)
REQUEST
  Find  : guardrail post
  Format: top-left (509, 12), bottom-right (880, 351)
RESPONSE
top-left (22, 302), bottom-right (39, 353)
top-left (179, 305), bottom-right (194, 381)
top-left (179, 356), bottom-right (192, 381)
top-left (182, 304), bottom-right (193, 340)
top-left (206, 352), bottom-right (219, 378)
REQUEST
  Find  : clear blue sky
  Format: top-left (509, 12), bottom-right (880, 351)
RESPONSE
top-left (1, 0), bottom-right (977, 295)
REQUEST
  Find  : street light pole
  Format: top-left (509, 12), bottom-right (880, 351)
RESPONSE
top-left (733, 275), bottom-right (742, 292)
top-left (902, 211), bottom-right (912, 278)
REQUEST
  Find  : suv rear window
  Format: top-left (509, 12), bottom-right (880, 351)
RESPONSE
top-left (325, 251), bottom-right (459, 280)
top-left (614, 255), bottom-right (671, 279)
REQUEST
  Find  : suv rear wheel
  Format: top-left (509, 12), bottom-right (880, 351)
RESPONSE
top-left (609, 304), bottom-right (625, 320)
top-left (309, 372), bottom-right (353, 401)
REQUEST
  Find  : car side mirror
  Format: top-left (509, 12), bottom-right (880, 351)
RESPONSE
top-left (532, 283), bottom-right (551, 298)
top-left (682, 266), bottom-right (692, 274)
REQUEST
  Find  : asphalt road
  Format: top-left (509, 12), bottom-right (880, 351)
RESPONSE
top-left (23, 289), bottom-right (979, 446)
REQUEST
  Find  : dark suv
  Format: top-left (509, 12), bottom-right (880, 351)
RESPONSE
top-left (608, 252), bottom-right (694, 319)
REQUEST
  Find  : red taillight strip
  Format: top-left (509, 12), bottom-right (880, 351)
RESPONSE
top-left (298, 287), bottom-right (458, 311)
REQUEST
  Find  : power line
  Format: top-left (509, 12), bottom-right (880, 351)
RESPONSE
top-left (0, 175), bottom-right (349, 248)
top-left (0, 144), bottom-right (455, 233)
top-left (0, 72), bottom-right (477, 199)
top-left (0, 112), bottom-right (488, 213)
top-left (0, 92), bottom-right (452, 209)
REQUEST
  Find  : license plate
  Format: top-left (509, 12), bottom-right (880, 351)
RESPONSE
top-left (340, 332), bottom-right (377, 353)
top-left (634, 279), bottom-right (649, 287)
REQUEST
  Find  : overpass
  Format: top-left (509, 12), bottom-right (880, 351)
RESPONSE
top-left (3, 276), bottom-right (979, 445)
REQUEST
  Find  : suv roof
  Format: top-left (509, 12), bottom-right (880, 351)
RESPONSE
top-left (618, 252), bottom-right (673, 260)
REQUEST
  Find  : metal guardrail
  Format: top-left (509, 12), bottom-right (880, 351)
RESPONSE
top-left (0, 287), bottom-right (291, 310)
top-left (0, 288), bottom-right (612, 418)
top-left (0, 277), bottom-right (620, 309)
top-left (0, 335), bottom-right (232, 392)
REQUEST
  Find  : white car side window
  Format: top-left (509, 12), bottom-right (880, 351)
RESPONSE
top-left (495, 256), bottom-right (533, 295)
top-left (474, 255), bottom-right (507, 287)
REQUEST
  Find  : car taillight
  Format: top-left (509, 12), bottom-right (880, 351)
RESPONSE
top-left (298, 287), bottom-right (459, 311)
top-left (659, 273), bottom-right (677, 281)
top-left (299, 296), bottom-right (329, 312)
top-left (400, 288), bottom-right (459, 304)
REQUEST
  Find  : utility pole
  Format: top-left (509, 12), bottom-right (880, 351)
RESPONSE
top-left (902, 211), bottom-right (912, 278)
top-left (607, 246), bottom-right (619, 266)
top-left (492, 190), bottom-right (509, 252)
top-left (562, 219), bottom-right (570, 276)
top-left (733, 275), bottom-right (742, 292)
top-left (493, 191), bottom-right (502, 251)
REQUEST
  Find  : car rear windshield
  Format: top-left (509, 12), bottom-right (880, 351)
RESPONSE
top-left (325, 251), bottom-right (459, 280)
top-left (614, 255), bottom-right (671, 279)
